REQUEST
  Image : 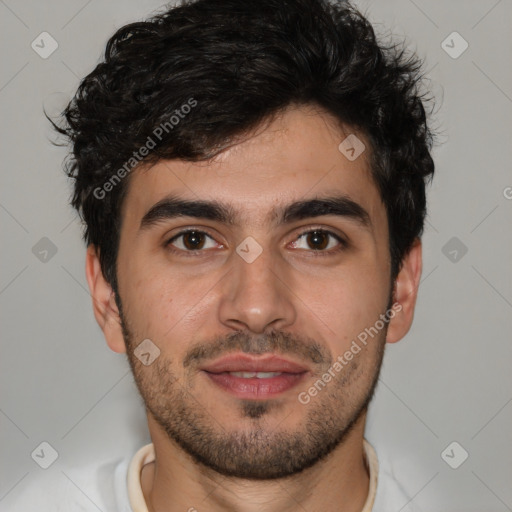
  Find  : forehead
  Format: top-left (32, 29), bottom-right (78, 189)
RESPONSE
top-left (119, 104), bottom-right (385, 231)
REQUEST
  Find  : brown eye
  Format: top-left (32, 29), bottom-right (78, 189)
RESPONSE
top-left (182, 231), bottom-right (206, 250)
top-left (290, 229), bottom-right (347, 254)
top-left (306, 231), bottom-right (330, 250)
top-left (166, 230), bottom-right (218, 253)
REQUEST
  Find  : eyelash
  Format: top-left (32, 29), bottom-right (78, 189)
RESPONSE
top-left (164, 227), bottom-right (348, 257)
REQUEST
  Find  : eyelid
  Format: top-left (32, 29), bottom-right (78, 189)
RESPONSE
top-left (295, 224), bottom-right (347, 241)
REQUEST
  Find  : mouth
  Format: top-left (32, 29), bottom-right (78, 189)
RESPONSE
top-left (200, 354), bottom-right (310, 399)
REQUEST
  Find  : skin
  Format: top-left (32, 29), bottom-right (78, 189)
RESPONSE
top-left (86, 103), bottom-right (422, 512)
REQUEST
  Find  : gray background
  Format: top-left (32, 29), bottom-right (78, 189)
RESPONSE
top-left (1, 0), bottom-right (511, 510)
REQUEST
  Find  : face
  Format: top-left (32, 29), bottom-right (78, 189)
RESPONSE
top-left (101, 104), bottom-right (399, 479)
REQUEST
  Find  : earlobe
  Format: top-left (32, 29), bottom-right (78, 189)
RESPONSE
top-left (386, 238), bottom-right (423, 344)
top-left (85, 244), bottom-right (127, 354)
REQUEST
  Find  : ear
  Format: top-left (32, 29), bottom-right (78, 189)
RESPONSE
top-left (85, 244), bottom-right (126, 354)
top-left (386, 238), bottom-right (423, 344)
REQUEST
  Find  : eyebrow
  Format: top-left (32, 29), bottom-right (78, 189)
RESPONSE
top-left (139, 194), bottom-right (371, 232)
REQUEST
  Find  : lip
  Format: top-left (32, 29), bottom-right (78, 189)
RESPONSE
top-left (200, 354), bottom-right (309, 400)
top-left (200, 354), bottom-right (309, 374)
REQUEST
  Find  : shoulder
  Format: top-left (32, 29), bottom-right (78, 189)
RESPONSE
top-left (5, 454), bottom-right (133, 512)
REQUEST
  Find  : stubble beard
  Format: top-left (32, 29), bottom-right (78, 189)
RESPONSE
top-left (119, 305), bottom-right (387, 480)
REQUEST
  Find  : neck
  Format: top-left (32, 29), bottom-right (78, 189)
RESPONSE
top-left (141, 412), bottom-right (371, 512)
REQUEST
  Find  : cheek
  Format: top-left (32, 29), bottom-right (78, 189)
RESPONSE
top-left (304, 266), bottom-right (390, 351)
top-left (122, 259), bottom-right (219, 342)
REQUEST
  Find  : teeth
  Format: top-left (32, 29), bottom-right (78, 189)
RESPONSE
top-left (229, 371), bottom-right (283, 378)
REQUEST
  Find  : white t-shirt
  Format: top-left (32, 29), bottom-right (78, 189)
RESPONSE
top-left (10, 439), bottom-right (425, 511)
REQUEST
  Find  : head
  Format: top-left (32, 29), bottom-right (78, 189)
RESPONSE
top-left (52, 0), bottom-right (435, 479)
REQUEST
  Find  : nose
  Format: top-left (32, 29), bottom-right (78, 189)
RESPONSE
top-left (217, 242), bottom-right (297, 334)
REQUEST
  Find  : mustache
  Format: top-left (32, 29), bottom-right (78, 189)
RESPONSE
top-left (182, 330), bottom-right (333, 370)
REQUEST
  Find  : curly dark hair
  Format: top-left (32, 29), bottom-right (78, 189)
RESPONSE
top-left (50, 0), bottom-right (437, 298)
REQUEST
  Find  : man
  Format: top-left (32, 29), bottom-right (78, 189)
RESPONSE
top-left (52, 0), bottom-right (436, 509)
